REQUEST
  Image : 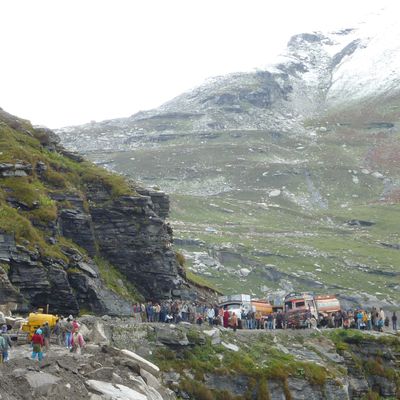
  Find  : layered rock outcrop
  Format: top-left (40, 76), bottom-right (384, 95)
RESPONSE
top-left (90, 194), bottom-right (182, 300)
top-left (0, 109), bottom-right (188, 315)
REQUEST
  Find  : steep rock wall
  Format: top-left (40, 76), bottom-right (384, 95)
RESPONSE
top-left (0, 109), bottom-right (187, 315)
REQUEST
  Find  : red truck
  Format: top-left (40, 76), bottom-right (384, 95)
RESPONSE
top-left (284, 292), bottom-right (341, 328)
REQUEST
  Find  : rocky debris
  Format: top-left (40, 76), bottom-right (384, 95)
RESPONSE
top-left (347, 219), bottom-right (375, 227)
top-left (0, 343), bottom-right (173, 400)
top-left (184, 251), bottom-right (224, 275)
top-left (154, 326), bottom-right (189, 347)
top-left (5, 316), bottom-right (393, 399)
top-left (221, 341), bottom-right (239, 352)
top-left (238, 267), bottom-right (251, 277)
top-left (202, 328), bottom-right (221, 345)
top-left (0, 162), bottom-right (32, 177)
top-left (120, 349), bottom-right (160, 377)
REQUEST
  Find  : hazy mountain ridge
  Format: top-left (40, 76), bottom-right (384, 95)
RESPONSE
top-left (57, 12), bottom-right (400, 307)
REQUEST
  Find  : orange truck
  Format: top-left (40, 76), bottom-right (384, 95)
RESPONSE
top-left (251, 299), bottom-right (273, 317)
top-left (218, 295), bottom-right (273, 319)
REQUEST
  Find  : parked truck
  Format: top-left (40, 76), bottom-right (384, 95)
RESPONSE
top-left (218, 294), bottom-right (273, 319)
top-left (218, 294), bottom-right (252, 319)
top-left (284, 292), bottom-right (341, 328)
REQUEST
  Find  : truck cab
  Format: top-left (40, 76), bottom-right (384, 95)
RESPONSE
top-left (218, 294), bottom-right (252, 319)
top-left (284, 292), bottom-right (317, 328)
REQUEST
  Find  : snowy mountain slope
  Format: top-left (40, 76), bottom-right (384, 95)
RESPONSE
top-left (58, 6), bottom-right (400, 153)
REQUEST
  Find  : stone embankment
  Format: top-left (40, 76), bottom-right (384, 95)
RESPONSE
top-left (1, 316), bottom-right (399, 399)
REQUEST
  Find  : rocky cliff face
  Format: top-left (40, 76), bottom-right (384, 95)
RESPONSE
top-left (0, 108), bottom-right (190, 316)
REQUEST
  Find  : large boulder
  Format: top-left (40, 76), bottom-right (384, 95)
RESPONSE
top-left (86, 380), bottom-right (147, 400)
top-left (120, 349), bottom-right (160, 377)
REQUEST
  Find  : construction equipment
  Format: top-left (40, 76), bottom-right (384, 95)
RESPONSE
top-left (21, 310), bottom-right (58, 340)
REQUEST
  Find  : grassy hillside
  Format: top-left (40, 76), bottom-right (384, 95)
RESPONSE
top-left (83, 96), bottom-right (400, 307)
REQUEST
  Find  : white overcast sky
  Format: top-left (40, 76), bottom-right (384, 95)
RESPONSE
top-left (0, 0), bottom-right (395, 128)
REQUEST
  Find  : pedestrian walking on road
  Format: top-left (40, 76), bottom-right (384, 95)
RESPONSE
top-left (31, 329), bottom-right (44, 362)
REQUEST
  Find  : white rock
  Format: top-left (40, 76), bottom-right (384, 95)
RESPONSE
top-left (361, 169), bottom-right (370, 174)
top-left (275, 344), bottom-right (290, 354)
top-left (24, 372), bottom-right (61, 396)
top-left (90, 321), bottom-right (109, 344)
top-left (79, 323), bottom-right (91, 340)
top-left (203, 329), bottom-right (218, 337)
top-left (86, 380), bottom-right (147, 400)
top-left (352, 176), bottom-right (359, 184)
top-left (371, 171), bottom-right (384, 179)
top-left (268, 189), bottom-right (281, 197)
top-left (239, 268), bottom-right (251, 277)
top-left (221, 342), bottom-right (239, 352)
top-left (203, 328), bottom-right (221, 344)
top-left (140, 368), bottom-right (161, 390)
top-left (121, 349), bottom-right (160, 377)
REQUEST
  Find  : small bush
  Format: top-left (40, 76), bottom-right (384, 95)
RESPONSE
top-left (42, 168), bottom-right (67, 188)
top-left (81, 164), bottom-right (133, 198)
top-left (181, 380), bottom-right (214, 400)
top-left (301, 362), bottom-right (328, 386)
top-left (94, 255), bottom-right (143, 302)
top-left (176, 251), bottom-right (185, 267)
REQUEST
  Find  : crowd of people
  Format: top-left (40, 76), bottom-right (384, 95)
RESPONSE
top-left (0, 301), bottom-right (397, 364)
top-left (132, 301), bottom-right (398, 332)
top-left (313, 308), bottom-right (397, 331)
top-left (30, 315), bottom-right (86, 362)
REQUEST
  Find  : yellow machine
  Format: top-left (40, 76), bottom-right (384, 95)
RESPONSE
top-left (21, 311), bottom-right (58, 339)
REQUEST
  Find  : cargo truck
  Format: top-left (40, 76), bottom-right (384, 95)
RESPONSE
top-left (284, 292), bottom-right (341, 328)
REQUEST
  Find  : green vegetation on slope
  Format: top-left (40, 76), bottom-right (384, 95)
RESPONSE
top-left (88, 107), bottom-right (400, 305)
top-left (0, 111), bottom-right (140, 301)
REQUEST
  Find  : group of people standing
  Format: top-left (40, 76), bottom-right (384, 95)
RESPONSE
top-left (324, 308), bottom-right (397, 331)
top-left (132, 301), bottom-right (398, 333)
top-left (30, 315), bottom-right (86, 362)
top-left (132, 300), bottom-right (211, 324)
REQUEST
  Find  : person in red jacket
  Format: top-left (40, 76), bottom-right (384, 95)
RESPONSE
top-left (31, 329), bottom-right (44, 361)
top-left (223, 309), bottom-right (230, 328)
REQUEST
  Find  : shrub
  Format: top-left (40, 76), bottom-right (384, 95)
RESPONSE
top-left (176, 251), bottom-right (186, 267)
top-left (81, 164), bottom-right (133, 198)
top-left (42, 168), bottom-right (67, 188)
top-left (94, 255), bottom-right (143, 302)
